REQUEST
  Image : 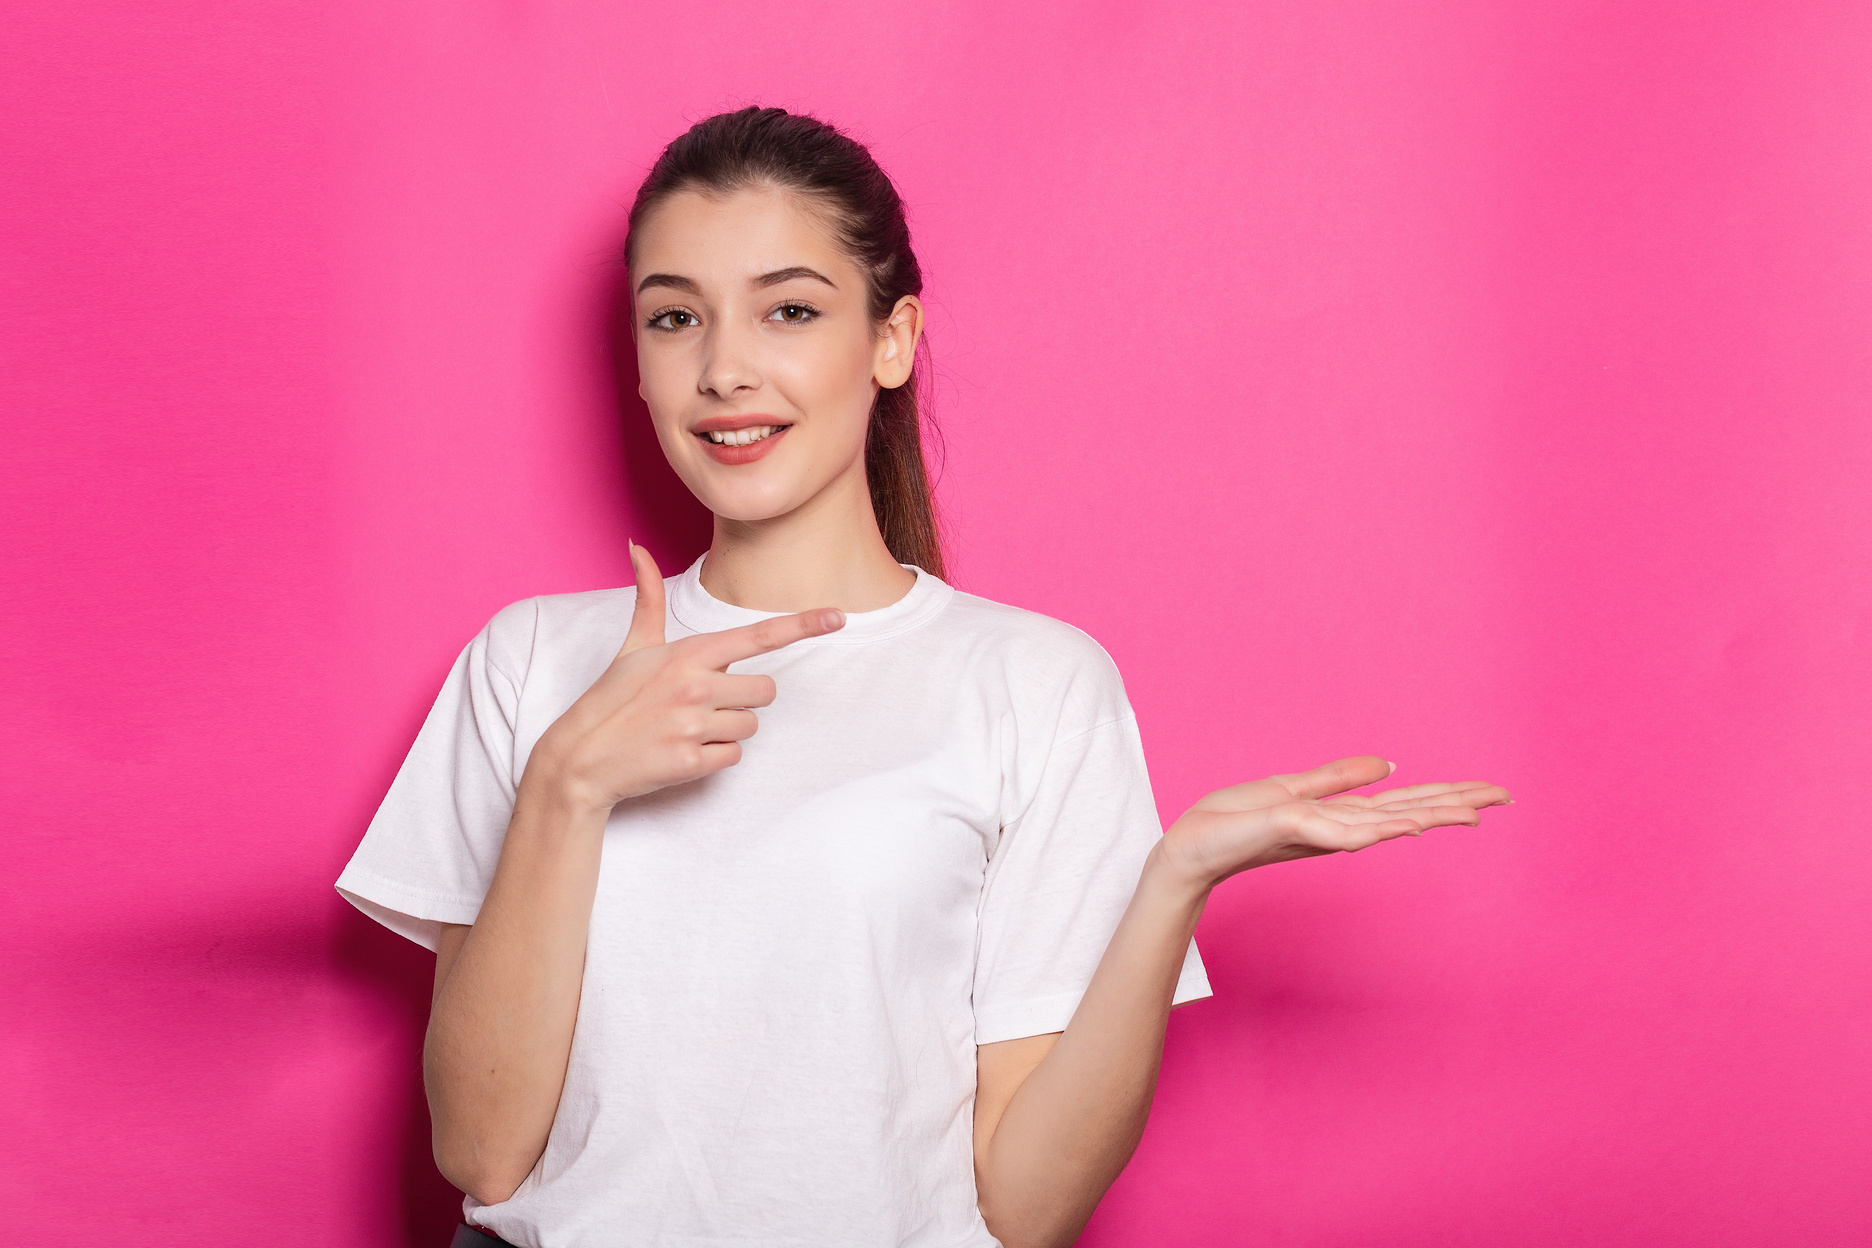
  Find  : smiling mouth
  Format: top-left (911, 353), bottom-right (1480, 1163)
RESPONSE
top-left (698, 424), bottom-right (789, 447)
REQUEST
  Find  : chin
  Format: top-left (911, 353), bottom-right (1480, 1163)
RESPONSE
top-left (705, 497), bottom-right (806, 524)
top-left (685, 471), bottom-right (814, 524)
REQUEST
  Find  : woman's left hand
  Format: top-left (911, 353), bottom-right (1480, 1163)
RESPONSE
top-left (1157, 756), bottom-right (1512, 890)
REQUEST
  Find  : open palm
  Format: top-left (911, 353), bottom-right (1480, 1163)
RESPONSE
top-left (1161, 755), bottom-right (1512, 888)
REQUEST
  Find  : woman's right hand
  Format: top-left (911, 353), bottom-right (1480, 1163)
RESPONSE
top-left (523, 542), bottom-right (844, 814)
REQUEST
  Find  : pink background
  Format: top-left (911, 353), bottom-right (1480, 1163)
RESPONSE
top-left (6, 2), bottom-right (1869, 1244)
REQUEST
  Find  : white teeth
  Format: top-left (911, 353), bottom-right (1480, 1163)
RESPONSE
top-left (706, 425), bottom-right (779, 446)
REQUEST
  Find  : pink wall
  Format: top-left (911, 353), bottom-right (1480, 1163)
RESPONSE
top-left (7, 2), bottom-right (1869, 1244)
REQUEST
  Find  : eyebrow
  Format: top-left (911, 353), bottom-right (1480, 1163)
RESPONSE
top-left (753, 266), bottom-right (837, 290)
top-left (634, 266), bottom-right (838, 297)
top-left (635, 273), bottom-right (699, 296)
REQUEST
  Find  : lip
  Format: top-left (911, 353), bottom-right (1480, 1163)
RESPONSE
top-left (692, 415), bottom-right (792, 465)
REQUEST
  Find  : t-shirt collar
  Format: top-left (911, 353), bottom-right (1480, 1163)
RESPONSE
top-left (665, 552), bottom-right (953, 645)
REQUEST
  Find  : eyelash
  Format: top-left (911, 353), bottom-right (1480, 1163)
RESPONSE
top-left (768, 301), bottom-right (821, 325)
top-left (642, 302), bottom-right (823, 331)
top-left (645, 307), bottom-right (698, 331)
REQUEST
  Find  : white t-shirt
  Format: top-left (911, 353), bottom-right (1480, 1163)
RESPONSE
top-left (337, 555), bottom-right (1211, 1248)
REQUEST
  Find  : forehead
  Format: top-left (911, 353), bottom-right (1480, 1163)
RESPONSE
top-left (631, 185), bottom-right (854, 286)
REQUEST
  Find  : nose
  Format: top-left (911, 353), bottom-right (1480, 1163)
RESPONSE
top-left (698, 319), bottom-right (762, 400)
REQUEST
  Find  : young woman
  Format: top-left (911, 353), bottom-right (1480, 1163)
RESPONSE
top-left (338, 107), bottom-right (1510, 1248)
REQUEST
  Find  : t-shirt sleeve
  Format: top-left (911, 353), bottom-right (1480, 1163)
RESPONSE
top-left (335, 601), bottom-right (535, 951)
top-left (972, 680), bottom-right (1213, 1045)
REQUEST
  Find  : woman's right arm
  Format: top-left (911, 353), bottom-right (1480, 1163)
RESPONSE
top-left (422, 544), bottom-right (843, 1204)
top-left (426, 787), bottom-right (609, 1203)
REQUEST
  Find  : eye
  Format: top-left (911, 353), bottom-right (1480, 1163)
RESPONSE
top-left (647, 308), bottom-right (698, 331)
top-left (768, 302), bottom-right (820, 325)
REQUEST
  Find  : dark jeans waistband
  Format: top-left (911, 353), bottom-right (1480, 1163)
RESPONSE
top-left (451, 1223), bottom-right (519, 1248)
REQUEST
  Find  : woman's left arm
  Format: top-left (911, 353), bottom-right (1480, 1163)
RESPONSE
top-left (972, 755), bottom-right (1511, 1248)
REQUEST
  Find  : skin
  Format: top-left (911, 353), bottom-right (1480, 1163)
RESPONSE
top-left (423, 184), bottom-right (1513, 1246)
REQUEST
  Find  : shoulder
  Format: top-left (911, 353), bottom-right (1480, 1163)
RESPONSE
top-left (933, 587), bottom-right (1132, 730)
top-left (940, 588), bottom-right (1117, 670)
top-left (477, 585), bottom-right (637, 684)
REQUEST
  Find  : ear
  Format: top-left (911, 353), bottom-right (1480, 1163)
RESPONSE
top-left (873, 295), bottom-right (924, 390)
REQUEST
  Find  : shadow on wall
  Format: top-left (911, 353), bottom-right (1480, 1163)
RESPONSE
top-left (333, 907), bottom-right (464, 1245)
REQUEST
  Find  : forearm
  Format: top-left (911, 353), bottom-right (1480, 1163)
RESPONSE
top-left (424, 779), bottom-right (609, 1204)
top-left (976, 841), bottom-right (1210, 1248)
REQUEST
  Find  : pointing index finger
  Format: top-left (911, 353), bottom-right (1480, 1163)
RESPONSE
top-left (684, 607), bottom-right (846, 669)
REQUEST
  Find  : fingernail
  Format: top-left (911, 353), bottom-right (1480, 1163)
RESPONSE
top-left (820, 609), bottom-right (845, 630)
top-left (1386, 760), bottom-right (1397, 774)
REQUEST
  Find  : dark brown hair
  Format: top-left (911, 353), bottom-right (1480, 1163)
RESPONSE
top-left (624, 107), bottom-right (946, 579)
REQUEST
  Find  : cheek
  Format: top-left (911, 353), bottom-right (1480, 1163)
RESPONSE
top-left (636, 346), bottom-right (690, 432)
top-left (773, 332), bottom-right (877, 431)
top-left (635, 340), bottom-right (670, 401)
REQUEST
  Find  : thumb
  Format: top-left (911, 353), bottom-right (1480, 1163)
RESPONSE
top-left (620, 541), bottom-right (666, 654)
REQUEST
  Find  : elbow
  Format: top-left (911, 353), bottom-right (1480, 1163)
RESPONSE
top-left (425, 1047), bottom-right (542, 1206)
top-left (979, 1215), bottom-right (1084, 1248)
top-left (977, 1188), bottom-right (1088, 1248)
top-left (461, 1175), bottom-right (523, 1210)
top-left (976, 1205), bottom-right (1024, 1248)
top-left (433, 1132), bottom-right (531, 1208)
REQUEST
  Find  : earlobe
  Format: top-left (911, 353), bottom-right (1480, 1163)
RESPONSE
top-left (875, 339), bottom-right (912, 389)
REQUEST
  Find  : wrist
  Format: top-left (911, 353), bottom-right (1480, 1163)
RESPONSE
top-left (1141, 836), bottom-right (1217, 910)
top-left (517, 749), bottom-right (618, 824)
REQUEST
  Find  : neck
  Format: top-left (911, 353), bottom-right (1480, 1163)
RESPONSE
top-left (700, 459), bottom-right (918, 614)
